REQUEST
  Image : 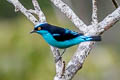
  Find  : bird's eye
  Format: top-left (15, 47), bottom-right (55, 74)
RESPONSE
top-left (38, 27), bottom-right (41, 30)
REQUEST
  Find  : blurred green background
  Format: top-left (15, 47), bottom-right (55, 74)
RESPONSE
top-left (0, 0), bottom-right (120, 80)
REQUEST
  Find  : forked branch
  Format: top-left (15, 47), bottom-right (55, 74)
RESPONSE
top-left (7, 0), bottom-right (64, 79)
top-left (7, 0), bottom-right (120, 80)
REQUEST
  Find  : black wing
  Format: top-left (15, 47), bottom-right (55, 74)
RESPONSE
top-left (50, 25), bottom-right (83, 41)
top-left (41, 23), bottom-right (83, 41)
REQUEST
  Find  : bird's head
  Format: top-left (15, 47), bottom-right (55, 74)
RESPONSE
top-left (30, 23), bottom-right (49, 35)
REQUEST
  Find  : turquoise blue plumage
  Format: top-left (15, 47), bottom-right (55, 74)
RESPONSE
top-left (31, 23), bottom-right (101, 49)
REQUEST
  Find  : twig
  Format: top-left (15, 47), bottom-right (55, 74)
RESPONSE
top-left (7, 0), bottom-right (120, 80)
top-left (7, 0), bottom-right (39, 25)
top-left (32, 0), bottom-right (46, 22)
top-left (98, 7), bottom-right (120, 33)
top-left (112, 0), bottom-right (119, 8)
top-left (92, 0), bottom-right (98, 25)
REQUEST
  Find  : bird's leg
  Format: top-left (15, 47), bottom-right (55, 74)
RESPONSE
top-left (56, 49), bottom-right (66, 62)
top-left (60, 49), bottom-right (66, 57)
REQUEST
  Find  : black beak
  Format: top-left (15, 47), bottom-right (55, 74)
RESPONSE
top-left (30, 30), bottom-right (36, 34)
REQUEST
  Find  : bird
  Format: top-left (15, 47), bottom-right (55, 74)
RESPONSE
top-left (31, 23), bottom-right (101, 56)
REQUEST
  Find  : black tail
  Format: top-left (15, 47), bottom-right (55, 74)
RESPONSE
top-left (89, 36), bottom-right (101, 41)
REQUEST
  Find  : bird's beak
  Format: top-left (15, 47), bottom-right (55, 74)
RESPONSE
top-left (30, 30), bottom-right (36, 34)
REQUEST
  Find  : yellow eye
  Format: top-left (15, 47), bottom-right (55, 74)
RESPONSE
top-left (38, 27), bottom-right (41, 30)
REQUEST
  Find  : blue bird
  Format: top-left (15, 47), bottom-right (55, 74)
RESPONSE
top-left (31, 23), bottom-right (101, 48)
top-left (31, 23), bottom-right (101, 56)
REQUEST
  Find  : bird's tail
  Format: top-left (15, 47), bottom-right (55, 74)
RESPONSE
top-left (84, 36), bottom-right (101, 41)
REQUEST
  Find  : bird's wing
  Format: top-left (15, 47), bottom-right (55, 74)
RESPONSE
top-left (52, 29), bottom-right (83, 41)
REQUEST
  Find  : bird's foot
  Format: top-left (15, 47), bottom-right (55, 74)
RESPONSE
top-left (55, 49), bottom-right (66, 62)
top-left (55, 56), bottom-right (62, 63)
top-left (60, 49), bottom-right (66, 57)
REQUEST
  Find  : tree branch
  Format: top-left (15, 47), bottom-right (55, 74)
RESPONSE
top-left (32, 0), bottom-right (46, 22)
top-left (7, 0), bottom-right (64, 79)
top-left (50, 46), bottom-right (65, 79)
top-left (7, 0), bottom-right (120, 80)
top-left (98, 6), bottom-right (120, 34)
top-left (50, 0), bottom-right (88, 33)
top-left (63, 7), bottom-right (120, 79)
top-left (51, 0), bottom-right (120, 80)
top-left (92, 0), bottom-right (98, 25)
top-left (7, 0), bottom-right (39, 25)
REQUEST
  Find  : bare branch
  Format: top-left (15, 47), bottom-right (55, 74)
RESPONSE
top-left (31, 0), bottom-right (63, 77)
top-left (98, 6), bottom-right (120, 33)
top-left (7, 0), bottom-right (39, 25)
top-left (50, 0), bottom-right (88, 33)
top-left (55, 3), bottom-right (120, 80)
top-left (61, 7), bottom-right (120, 80)
top-left (62, 42), bottom-right (94, 80)
top-left (92, 0), bottom-right (98, 25)
top-left (32, 0), bottom-right (46, 22)
top-left (7, 0), bottom-right (120, 80)
top-left (7, 0), bottom-right (63, 79)
top-left (50, 47), bottom-right (65, 80)
top-left (31, 0), bottom-right (64, 78)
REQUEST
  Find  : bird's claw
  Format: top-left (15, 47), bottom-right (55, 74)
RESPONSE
top-left (55, 56), bottom-right (62, 63)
